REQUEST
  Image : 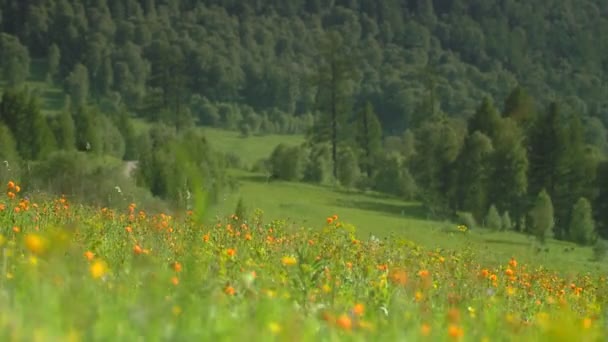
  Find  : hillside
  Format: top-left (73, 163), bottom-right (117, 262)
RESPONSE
top-left (0, 0), bottom-right (606, 131)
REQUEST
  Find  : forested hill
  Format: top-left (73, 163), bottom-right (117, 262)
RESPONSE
top-left (0, 0), bottom-right (607, 132)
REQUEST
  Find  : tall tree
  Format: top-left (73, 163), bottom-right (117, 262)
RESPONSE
top-left (503, 86), bottom-right (537, 130)
top-left (488, 118), bottom-right (528, 223)
top-left (354, 101), bottom-right (382, 178)
top-left (309, 30), bottom-right (359, 179)
top-left (450, 131), bottom-right (494, 221)
top-left (0, 33), bottom-right (30, 86)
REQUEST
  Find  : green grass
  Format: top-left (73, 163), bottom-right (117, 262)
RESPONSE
top-left (208, 169), bottom-right (607, 276)
top-left (201, 127), bottom-right (305, 168)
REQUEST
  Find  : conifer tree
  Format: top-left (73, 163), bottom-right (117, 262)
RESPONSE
top-left (354, 101), bottom-right (382, 179)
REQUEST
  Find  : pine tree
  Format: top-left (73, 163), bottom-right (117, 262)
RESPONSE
top-left (468, 97), bottom-right (502, 140)
top-left (56, 108), bottom-right (76, 150)
top-left (451, 131), bottom-right (494, 222)
top-left (503, 86), bottom-right (536, 130)
top-left (354, 101), bottom-right (382, 179)
top-left (309, 30), bottom-right (359, 180)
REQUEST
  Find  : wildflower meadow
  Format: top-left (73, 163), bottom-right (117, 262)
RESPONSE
top-left (0, 180), bottom-right (606, 341)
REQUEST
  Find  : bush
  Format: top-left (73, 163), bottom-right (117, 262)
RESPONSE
top-left (456, 211), bottom-right (477, 230)
top-left (592, 239), bottom-right (608, 261)
top-left (529, 189), bottom-right (554, 244)
top-left (303, 142), bottom-right (333, 184)
top-left (269, 143), bottom-right (306, 181)
top-left (501, 211), bottom-right (513, 231)
top-left (336, 146), bottom-right (360, 188)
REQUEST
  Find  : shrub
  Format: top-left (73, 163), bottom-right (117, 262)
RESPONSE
top-left (456, 211), bottom-right (477, 231)
top-left (529, 189), bottom-right (554, 244)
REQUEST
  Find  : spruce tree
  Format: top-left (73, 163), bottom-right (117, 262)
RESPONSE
top-left (354, 101), bottom-right (382, 179)
top-left (451, 131), bottom-right (494, 222)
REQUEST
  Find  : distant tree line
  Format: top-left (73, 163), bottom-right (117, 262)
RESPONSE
top-left (0, 0), bottom-right (606, 133)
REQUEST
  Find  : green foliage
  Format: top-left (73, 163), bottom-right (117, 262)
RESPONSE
top-left (0, 123), bottom-right (20, 183)
top-left (269, 143), bottom-right (306, 182)
top-left (456, 211), bottom-right (477, 231)
top-left (303, 142), bottom-right (333, 185)
top-left (502, 211), bottom-right (513, 231)
top-left (234, 197), bottom-right (247, 222)
top-left (354, 102), bottom-right (382, 178)
top-left (65, 63), bottom-right (90, 107)
top-left (372, 153), bottom-right (417, 199)
top-left (0, 88), bottom-right (57, 160)
top-left (0, 33), bottom-right (30, 86)
top-left (485, 204), bottom-right (502, 231)
top-left (592, 240), bottom-right (608, 262)
top-left (336, 145), bottom-right (360, 188)
top-left (450, 131), bottom-right (494, 222)
top-left (569, 197), bottom-right (596, 246)
top-left (529, 189), bottom-right (555, 244)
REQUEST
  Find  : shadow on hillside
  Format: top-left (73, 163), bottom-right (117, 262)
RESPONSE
top-left (237, 174), bottom-right (271, 183)
top-left (483, 238), bottom-right (530, 247)
top-left (335, 198), bottom-right (428, 220)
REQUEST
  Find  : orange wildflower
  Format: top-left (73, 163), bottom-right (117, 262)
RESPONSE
top-left (389, 267), bottom-right (408, 286)
top-left (171, 276), bottom-right (179, 286)
top-left (84, 251), bottom-right (95, 261)
top-left (421, 323), bottom-right (432, 337)
top-left (509, 258), bottom-right (518, 268)
top-left (226, 248), bottom-right (236, 257)
top-left (125, 226), bottom-right (133, 233)
top-left (12, 226), bottom-right (20, 233)
top-left (133, 244), bottom-right (143, 255)
top-left (326, 217), bottom-right (334, 224)
top-left (7, 181), bottom-right (15, 190)
top-left (171, 261), bottom-right (182, 273)
top-left (224, 285), bottom-right (236, 296)
top-left (418, 270), bottom-right (431, 278)
top-left (352, 303), bottom-right (365, 316)
top-left (336, 314), bottom-right (352, 330)
top-left (448, 324), bottom-right (464, 340)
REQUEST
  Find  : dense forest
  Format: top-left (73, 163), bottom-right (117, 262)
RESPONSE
top-left (0, 0), bottom-right (607, 243)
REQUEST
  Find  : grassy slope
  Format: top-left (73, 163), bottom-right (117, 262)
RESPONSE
top-left (201, 127), bottom-right (305, 168)
top-left (210, 170), bottom-right (606, 276)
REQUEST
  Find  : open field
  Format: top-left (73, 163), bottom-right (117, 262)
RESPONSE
top-left (209, 170), bottom-right (608, 276)
top-left (201, 128), bottom-right (305, 168)
top-left (0, 180), bottom-right (605, 341)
